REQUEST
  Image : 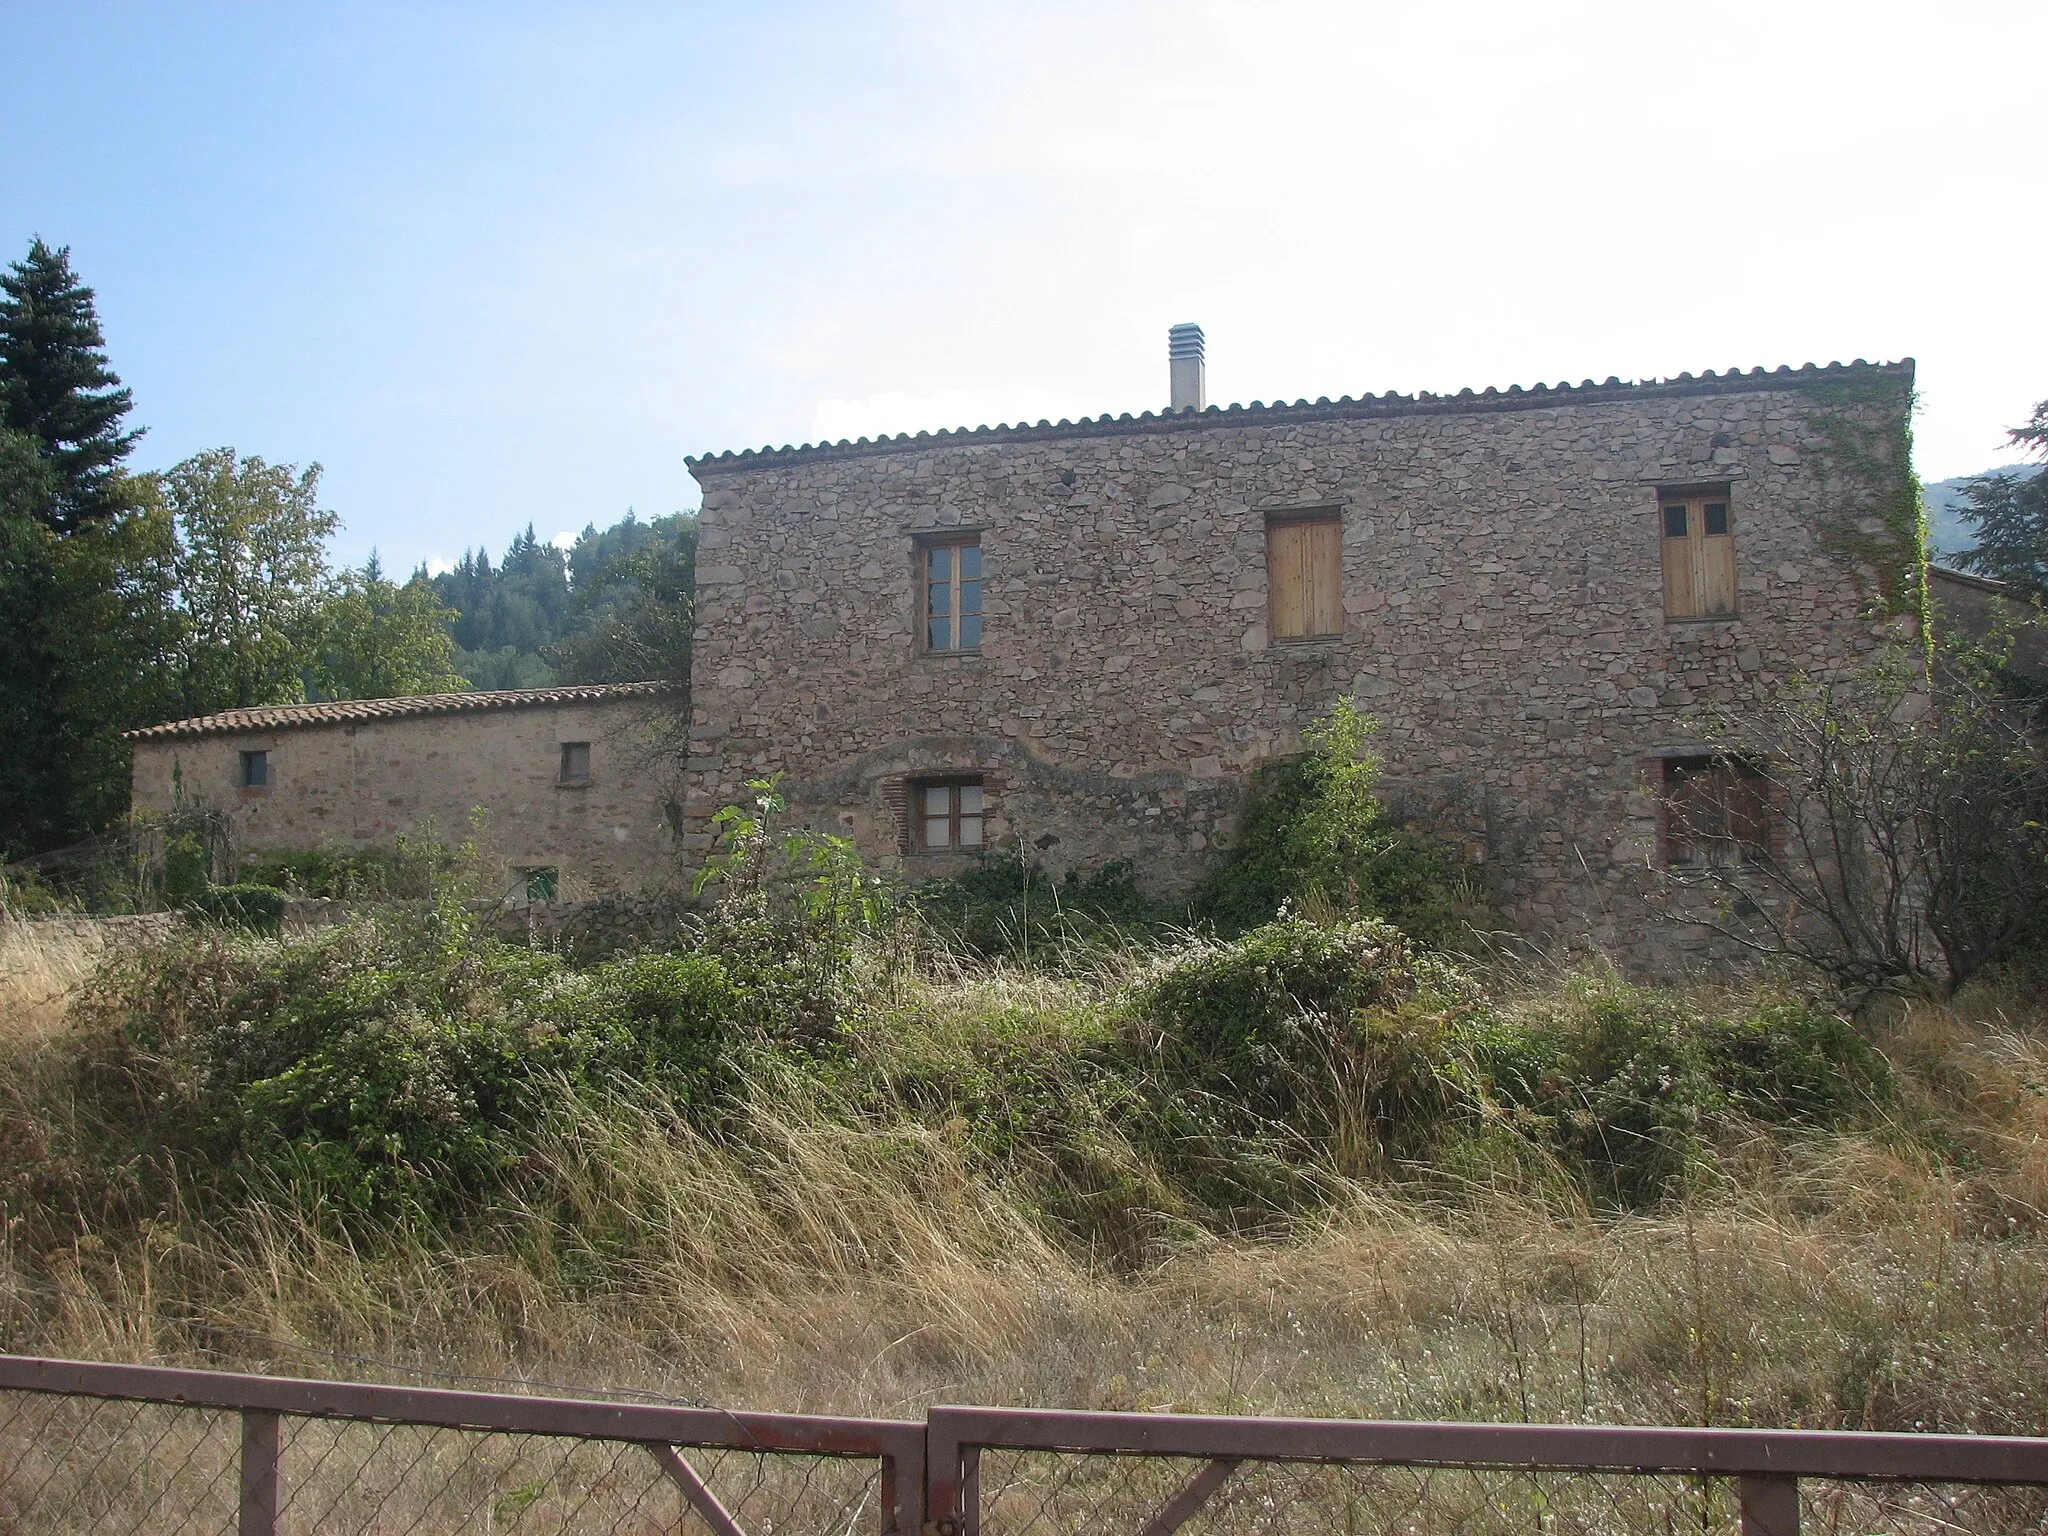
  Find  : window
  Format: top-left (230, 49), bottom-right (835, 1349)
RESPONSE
top-left (239, 750), bottom-right (269, 788)
top-left (1660, 485), bottom-right (1737, 620)
top-left (914, 779), bottom-right (985, 851)
top-left (922, 537), bottom-right (982, 652)
top-left (522, 866), bottom-right (559, 902)
top-left (559, 741), bottom-right (591, 783)
top-left (1662, 756), bottom-right (1770, 867)
top-left (1266, 511), bottom-right (1343, 640)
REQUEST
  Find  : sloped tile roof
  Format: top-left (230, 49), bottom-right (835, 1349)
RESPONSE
top-left (124, 681), bottom-right (673, 742)
top-left (687, 358), bottom-right (1914, 476)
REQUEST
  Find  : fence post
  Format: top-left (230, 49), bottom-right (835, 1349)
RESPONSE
top-left (1739, 1474), bottom-right (1798, 1536)
top-left (239, 1409), bottom-right (281, 1536)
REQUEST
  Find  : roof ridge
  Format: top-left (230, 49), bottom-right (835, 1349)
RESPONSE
top-left (124, 680), bottom-right (675, 742)
top-left (689, 358), bottom-right (1914, 477)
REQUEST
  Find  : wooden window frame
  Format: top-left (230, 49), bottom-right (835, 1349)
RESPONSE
top-left (1659, 754), bottom-right (1773, 869)
top-left (558, 741), bottom-right (592, 784)
top-left (919, 534), bottom-right (983, 654)
top-left (911, 777), bottom-right (986, 852)
top-left (1265, 508), bottom-right (1344, 642)
top-left (1658, 483), bottom-right (1738, 622)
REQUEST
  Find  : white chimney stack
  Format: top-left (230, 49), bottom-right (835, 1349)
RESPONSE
top-left (1168, 323), bottom-right (1205, 412)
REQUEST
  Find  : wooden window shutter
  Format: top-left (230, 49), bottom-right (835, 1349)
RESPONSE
top-left (882, 777), bottom-right (911, 856)
top-left (1660, 488), bottom-right (1736, 620)
top-left (1307, 517), bottom-right (1342, 635)
top-left (1267, 513), bottom-right (1341, 640)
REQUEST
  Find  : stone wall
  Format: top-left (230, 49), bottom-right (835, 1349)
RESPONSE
top-left (129, 695), bottom-right (686, 899)
top-left (1929, 565), bottom-right (2048, 680)
top-left (682, 363), bottom-right (1915, 972)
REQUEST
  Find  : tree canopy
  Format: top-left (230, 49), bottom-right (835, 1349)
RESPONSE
top-left (0, 240), bottom-right (140, 532)
top-left (1953, 396), bottom-right (2048, 599)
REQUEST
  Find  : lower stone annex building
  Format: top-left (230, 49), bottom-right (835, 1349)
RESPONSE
top-left (126, 683), bottom-right (679, 902)
top-left (680, 331), bottom-right (1924, 972)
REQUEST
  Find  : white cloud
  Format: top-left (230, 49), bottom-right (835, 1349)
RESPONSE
top-left (422, 555), bottom-right (456, 577)
top-left (549, 530), bottom-right (577, 550)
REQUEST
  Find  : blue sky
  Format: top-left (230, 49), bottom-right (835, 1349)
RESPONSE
top-left (3, 1), bottom-right (2042, 573)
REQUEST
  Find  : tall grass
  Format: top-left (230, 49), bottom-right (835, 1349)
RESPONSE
top-left (0, 916), bottom-right (2044, 1438)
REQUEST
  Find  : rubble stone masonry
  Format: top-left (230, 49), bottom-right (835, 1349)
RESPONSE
top-left (127, 687), bottom-right (680, 899)
top-left (684, 362), bottom-right (1915, 972)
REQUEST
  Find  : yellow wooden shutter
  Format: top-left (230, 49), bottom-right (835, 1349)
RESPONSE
top-left (1306, 517), bottom-right (1342, 636)
top-left (1698, 498), bottom-right (1736, 616)
top-left (1661, 501), bottom-right (1696, 619)
top-left (1268, 522), bottom-right (1308, 638)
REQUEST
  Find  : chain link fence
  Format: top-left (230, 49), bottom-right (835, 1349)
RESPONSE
top-left (926, 1407), bottom-right (2048, 1536)
top-left (5, 1358), bottom-right (2048, 1536)
top-left (0, 1357), bottom-right (917, 1535)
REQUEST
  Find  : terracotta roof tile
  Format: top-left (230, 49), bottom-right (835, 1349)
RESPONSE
top-left (687, 358), bottom-right (1914, 476)
top-left (124, 681), bottom-right (673, 742)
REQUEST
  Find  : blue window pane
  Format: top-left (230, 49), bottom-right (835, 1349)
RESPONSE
top-left (959, 579), bottom-right (981, 615)
top-left (959, 544), bottom-right (981, 579)
top-left (958, 614), bottom-right (982, 649)
top-left (928, 582), bottom-right (950, 615)
top-left (929, 617), bottom-right (950, 649)
top-left (1704, 502), bottom-right (1729, 536)
top-left (927, 546), bottom-right (950, 578)
top-left (1663, 505), bottom-right (1687, 538)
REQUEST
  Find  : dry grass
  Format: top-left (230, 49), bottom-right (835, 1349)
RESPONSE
top-left (0, 918), bottom-right (2044, 1442)
top-left (0, 918), bottom-right (106, 1045)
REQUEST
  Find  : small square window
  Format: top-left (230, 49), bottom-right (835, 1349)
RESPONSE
top-left (912, 778), bottom-right (985, 850)
top-left (1662, 756), bottom-right (1770, 867)
top-left (559, 742), bottom-right (591, 782)
top-left (921, 537), bottom-right (982, 653)
top-left (239, 750), bottom-right (269, 788)
top-left (522, 866), bottom-right (559, 902)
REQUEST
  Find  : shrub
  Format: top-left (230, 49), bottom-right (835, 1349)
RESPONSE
top-left (186, 882), bottom-right (284, 934)
top-left (69, 905), bottom-right (761, 1216)
top-left (912, 857), bottom-right (1163, 960)
top-left (1187, 701), bottom-right (1468, 942)
top-left (1461, 978), bottom-right (1893, 1206)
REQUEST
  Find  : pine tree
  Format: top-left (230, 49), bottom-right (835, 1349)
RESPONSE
top-left (0, 239), bottom-right (141, 532)
top-left (1955, 396), bottom-right (2048, 600)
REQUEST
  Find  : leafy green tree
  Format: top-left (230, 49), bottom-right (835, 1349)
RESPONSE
top-left (0, 240), bottom-right (141, 532)
top-left (309, 557), bottom-right (467, 700)
top-left (1186, 700), bottom-right (1463, 940)
top-left (158, 448), bottom-right (336, 715)
top-left (1954, 396), bottom-right (2048, 599)
top-left (0, 429), bottom-right (175, 855)
top-left (552, 512), bottom-right (696, 685)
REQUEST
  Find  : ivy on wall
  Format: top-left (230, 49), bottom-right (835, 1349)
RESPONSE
top-left (1796, 375), bottom-right (1927, 642)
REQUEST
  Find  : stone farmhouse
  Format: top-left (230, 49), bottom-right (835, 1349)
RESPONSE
top-left (122, 331), bottom-right (1956, 970)
top-left (682, 330), bottom-right (1922, 971)
top-left (125, 682), bottom-right (678, 901)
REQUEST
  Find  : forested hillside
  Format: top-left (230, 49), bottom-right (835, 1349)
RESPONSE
top-left (428, 511), bottom-right (695, 689)
top-left (0, 238), bottom-right (694, 860)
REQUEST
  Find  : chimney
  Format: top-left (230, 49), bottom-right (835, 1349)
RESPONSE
top-left (1168, 323), bottom-right (1205, 412)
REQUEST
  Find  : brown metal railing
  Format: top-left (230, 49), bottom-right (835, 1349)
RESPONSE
top-left (924, 1405), bottom-right (2048, 1536)
top-left (6, 1354), bottom-right (2048, 1535)
top-left (0, 1354), bottom-right (921, 1534)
